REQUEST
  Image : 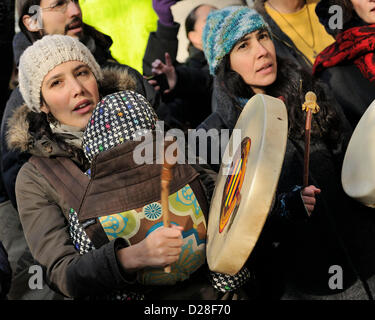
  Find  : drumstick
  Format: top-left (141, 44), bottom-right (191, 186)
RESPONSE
top-left (304, 109), bottom-right (312, 187)
top-left (161, 141), bottom-right (175, 273)
top-left (302, 91), bottom-right (320, 187)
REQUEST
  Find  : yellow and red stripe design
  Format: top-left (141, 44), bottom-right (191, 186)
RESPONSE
top-left (219, 137), bottom-right (251, 233)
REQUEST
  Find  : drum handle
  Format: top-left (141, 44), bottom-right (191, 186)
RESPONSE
top-left (302, 91), bottom-right (319, 187)
top-left (303, 109), bottom-right (312, 187)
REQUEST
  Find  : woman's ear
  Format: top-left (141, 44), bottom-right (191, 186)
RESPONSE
top-left (187, 30), bottom-right (200, 48)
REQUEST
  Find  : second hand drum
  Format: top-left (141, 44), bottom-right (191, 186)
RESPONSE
top-left (342, 99), bottom-right (375, 208)
top-left (207, 94), bottom-right (288, 275)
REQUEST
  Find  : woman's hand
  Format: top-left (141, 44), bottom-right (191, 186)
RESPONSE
top-left (117, 225), bottom-right (183, 271)
top-left (149, 52), bottom-right (177, 93)
top-left (301, 185), bottom-right (321, 216)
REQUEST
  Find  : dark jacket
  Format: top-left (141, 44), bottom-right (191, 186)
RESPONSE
top-left (143, 21), bottom-right (180, 75)
top-left (313, 0), bottom-right (375, 128)
top-left (143, 21), bottom-right (212, 130)
top-left (143, 21), bottom-right (209, 73)
top-left (318, 64), bottom-right (375, 129)
top-left (254, 0), bottom-right (312, 72)
top-left (0, 241), bottom-right (11, 300)
top-left (0, 0), bottom-right (15, 204)
top-left (198, 63), bottom-right (375, 299)
top-left (1, 29), bottom-right (159, 209)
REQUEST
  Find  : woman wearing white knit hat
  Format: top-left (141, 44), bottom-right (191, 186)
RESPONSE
top-left (6, 34), bottom-right (194, 300)
top-left (18, 34), bottom-right (103, 129)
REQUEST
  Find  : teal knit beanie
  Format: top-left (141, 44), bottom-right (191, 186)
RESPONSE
top-left (203, 6), bottom-right (270, 75)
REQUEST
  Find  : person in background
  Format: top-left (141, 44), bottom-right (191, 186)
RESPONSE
top-left (0, 0), bottom-right (43, 301)
top-left (254, 0), bottom-right (335, 71)
top-left (0, 0), bottom-right (15, 120)
top-left (143, 1), bottom-right (216, 130)
top-left (0, 0), bottom-right (14, 205)
top-left (2, 0), bottom-right (159, 209)
top-left (313, 0), bottom-right (375, 128)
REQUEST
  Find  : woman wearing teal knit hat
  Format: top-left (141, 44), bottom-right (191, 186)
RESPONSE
top-left (198, 6), bottom-right (375, 300)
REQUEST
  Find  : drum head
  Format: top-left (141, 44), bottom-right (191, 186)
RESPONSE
top-left (207, 94), bottom-right (288, 275)
top-left (342, 100), bottom-right (375, 207)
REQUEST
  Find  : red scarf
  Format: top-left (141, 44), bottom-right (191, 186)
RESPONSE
top-left (313, 24), bottom-right (375, 83)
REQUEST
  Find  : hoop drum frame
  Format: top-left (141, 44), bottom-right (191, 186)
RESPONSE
top-left (207, 94), bottom-right (288, 275)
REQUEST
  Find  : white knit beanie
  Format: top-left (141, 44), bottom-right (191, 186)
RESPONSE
top-left (18, 34), bottom-right (103, 113)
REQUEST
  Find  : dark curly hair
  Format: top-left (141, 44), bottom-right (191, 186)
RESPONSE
top-left (215, 55), bottom-right (344, 149)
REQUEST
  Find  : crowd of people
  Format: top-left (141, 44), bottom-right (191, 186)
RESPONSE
top-left (0, 0), bottom-right (374, 301)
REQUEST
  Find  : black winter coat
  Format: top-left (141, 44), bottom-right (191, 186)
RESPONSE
top-left (318, 62), bottom-right (375, 129)
top-left (313, 0), bottom-right (375, 129)
top-left (0, 241), bottom-right (11, 300)
top-left (143, 21), bottom-right (212, 130)
top-left (0, 0), bottom-right (15, 204)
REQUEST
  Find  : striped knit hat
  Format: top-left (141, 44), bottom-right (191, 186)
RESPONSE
top-left (83, 90), bottom-right (158, 162)
top-left (19, 34), bottom-right (103, 113)
top-left (202, 6), bottom-right (270, 75)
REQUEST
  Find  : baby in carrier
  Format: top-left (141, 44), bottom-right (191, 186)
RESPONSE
top-left (69, 90), bottom-right (233, 299)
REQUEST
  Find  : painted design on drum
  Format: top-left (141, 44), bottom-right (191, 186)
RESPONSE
top-left (219, 137), bottom-right (251, 233)
top-left (138, 234), bottom-right (206, 285)
top-left (98, 210), bottom-right (140, 241)
top-left (169, 185), bottom-right (206, 227)
top-left (143, 202), bottom-right (162, 221)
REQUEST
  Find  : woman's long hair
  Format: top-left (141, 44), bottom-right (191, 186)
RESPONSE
top-left (215, 55), bottom-right (344, 148)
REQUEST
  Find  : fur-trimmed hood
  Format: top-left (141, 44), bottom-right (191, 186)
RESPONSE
top-left (6, 66), bottom-right (138, 157)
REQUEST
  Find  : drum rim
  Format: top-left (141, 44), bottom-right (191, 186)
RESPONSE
top-left (207, 94), bottom-right (288, 274)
